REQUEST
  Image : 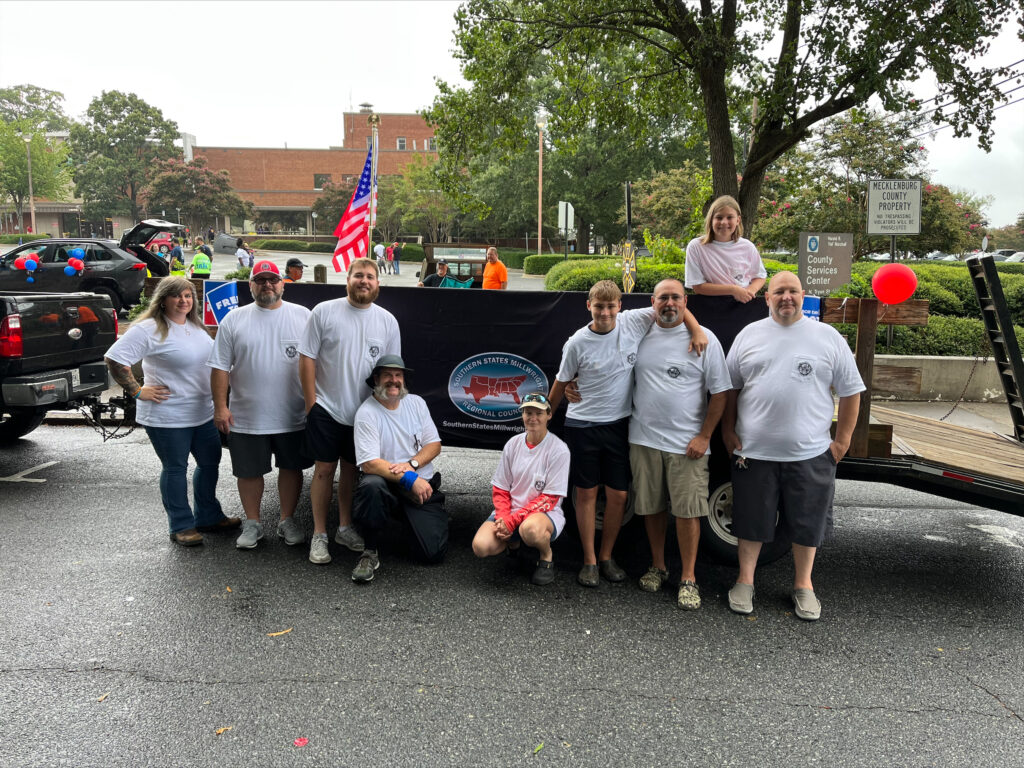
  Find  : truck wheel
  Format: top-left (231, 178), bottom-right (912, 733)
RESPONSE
top-left (699, 476), bottom-right (792, 565)
top-left (0, 408), bottom-right (47, 443)
top-left (91, 286), bottom-right (123, 313)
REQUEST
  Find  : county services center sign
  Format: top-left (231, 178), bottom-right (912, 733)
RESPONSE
top-left (867, 178), bottom-right (922, 235)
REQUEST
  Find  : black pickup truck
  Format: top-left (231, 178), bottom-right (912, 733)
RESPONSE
top-left (0, 291), bottom-right (115, 442)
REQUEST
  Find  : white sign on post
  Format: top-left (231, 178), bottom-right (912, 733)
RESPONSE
top-left (866, 179), bottom-right (922, 235)
top-left (558, 201), bottom-right (575, 232)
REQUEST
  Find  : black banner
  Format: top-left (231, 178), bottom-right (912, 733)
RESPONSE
top-left (240, 284), bottom-right (768, 451)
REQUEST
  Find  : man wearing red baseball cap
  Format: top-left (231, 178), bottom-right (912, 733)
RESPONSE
top-left (208, 259), bottom-right (314, 550)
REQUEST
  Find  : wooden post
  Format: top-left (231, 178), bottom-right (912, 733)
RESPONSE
top-left (849, 298), bottom-right (878, 458)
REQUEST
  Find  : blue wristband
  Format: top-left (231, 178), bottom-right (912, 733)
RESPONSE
top-left (400, 471), bottom-right (418, 491)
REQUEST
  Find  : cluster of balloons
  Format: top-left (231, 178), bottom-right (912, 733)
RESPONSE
top-left (12, 247), bottom-right (87, 283)
top-left (871, 263), bottom-right (918, 305)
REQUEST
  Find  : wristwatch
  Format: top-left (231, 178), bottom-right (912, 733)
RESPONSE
top-left (410, 459), bottom-right (420, 470)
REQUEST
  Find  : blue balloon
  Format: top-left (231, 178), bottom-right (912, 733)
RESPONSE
top-left (26, 276), bottom-right (34, 283)
top-left (64, 265), bottom-right (77, 276)
top-left (25, 259), bottom-right (38, 271)
top-left (70, 247), bottom-right (85, 259)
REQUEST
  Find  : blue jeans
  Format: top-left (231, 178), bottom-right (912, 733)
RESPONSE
top-left (145, 420), bottom-right (224, 533)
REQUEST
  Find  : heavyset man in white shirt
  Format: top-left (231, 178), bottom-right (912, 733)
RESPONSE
top-left (299, 257), bottom-right (401, 566)
top-left (722, 271), bottom-right (864, 621)
top-left (351, 356), bottom-right (446, 583)
top-left (208, 260), bottom-right (313, 550)
top-left (629, 279), bottom-right (732, 610)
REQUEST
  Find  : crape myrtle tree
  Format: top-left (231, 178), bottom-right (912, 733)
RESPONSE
top-left (433, 0), bottom-right (1023, 235)
top-left (70, 91), bottom-right (179, 222)
top-left (143, 157), bottom-right (252, 237)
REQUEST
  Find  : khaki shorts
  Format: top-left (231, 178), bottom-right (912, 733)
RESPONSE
top-left (629, 443), bottom-right (709, 519)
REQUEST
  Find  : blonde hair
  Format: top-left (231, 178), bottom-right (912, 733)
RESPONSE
top-left (700, 195), bottom-right (743, 245)
top-left (138, 276), bottom-right (204, 341)
top-left (589, 279), bottom-right (622, 303)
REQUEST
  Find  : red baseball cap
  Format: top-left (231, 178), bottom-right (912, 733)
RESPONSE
top-left (251, 260), bottom-right (280, 278)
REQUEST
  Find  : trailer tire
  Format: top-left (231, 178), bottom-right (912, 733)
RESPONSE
top-left (700, 475), bottom-right (792, 565)
top-left (0, 407), bottom-right (47, 443)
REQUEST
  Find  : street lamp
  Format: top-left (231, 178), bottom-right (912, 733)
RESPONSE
top-left (311, 210), bottom-right (318, 242)
top-left (23, 135), bottom-right (36, 235)
top-left (536, 112), bottom-right (547, 257)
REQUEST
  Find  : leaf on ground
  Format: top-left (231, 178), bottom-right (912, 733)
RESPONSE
top-left (96, 692), bottom-right (109, 703)
top-left (267, 627), bottom-right (293, 637)
top-left (746, 616), bottom-right (757, 621)
top-left (226, 586), bottom-right (232, 592)
top-left (534, 743), bottom-right (544, 754)
top-left (215, 726), bottom-right (232, 735)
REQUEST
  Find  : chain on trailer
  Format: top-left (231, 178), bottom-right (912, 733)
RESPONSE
top-left (938, 353), bottom-right (990, 423)
top-left (77, 394), bottom-right (137, 442)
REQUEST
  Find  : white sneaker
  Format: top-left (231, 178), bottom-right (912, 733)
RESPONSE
top-left (277, 516), bottom-right (304, 546)
top-left (335, 525), bottom-right (365, 552)
top-left (309, 532), bottom-right (331, 564)
top-left (235, 520), bottom-right (263, 550)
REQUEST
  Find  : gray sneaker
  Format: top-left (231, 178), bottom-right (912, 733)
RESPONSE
top-left (728, 582), bottom-right (755, 615)
top-left (335, 525), bottom-right (365, 552)
top-left (351, 549), bottom-right (380, 583)
top-left (276, 516), bottom-right (304, 546)
top-left (235, 520), bottom-right (263, 550)
top-left (309, 532), bottom-right (331, 564)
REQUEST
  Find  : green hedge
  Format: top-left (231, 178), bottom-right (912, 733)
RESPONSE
top-left (835, 315), bottom-right (1023, 357)
top-left (0, 234), bottom-right (49, 244)
top-left (250, 239), bottom-right (335, 254)
top-left (524, 254), bottom-right (612, 275)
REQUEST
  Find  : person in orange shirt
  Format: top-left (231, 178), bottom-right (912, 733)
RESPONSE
top-left (482, 246), bottom-right (508, 290)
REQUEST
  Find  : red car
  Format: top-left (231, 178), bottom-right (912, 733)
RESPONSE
top-left (145, 231), bottom-right (175, 252)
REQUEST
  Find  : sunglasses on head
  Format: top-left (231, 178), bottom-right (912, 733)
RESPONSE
top-left (522, 392), bottom-right (549, 405)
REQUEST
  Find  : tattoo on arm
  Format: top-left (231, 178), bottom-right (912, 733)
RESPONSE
top-left (106, 359), bottom-right (139, 392)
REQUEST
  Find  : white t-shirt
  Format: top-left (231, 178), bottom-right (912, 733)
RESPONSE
top-left (555, 307), bottom-right (654, 423)
top-left (726, 316), bottom-right (866, 461)
top-left (106, 318), bottom-right (215, 428)
top-left (492, 430), bottom-right (571, 538)
top-left (373, 243), bottom-right (385, 260)
top-left (354, 394), bottom-right (440, 479)
top-left (684, 238), bottom-right (767, 289)
top-left (207, 301), bottom-right (311, 434)
top-left (299, 298), bottom-right (400, 425)
top-left (235, 247), bottom-right (252, 267)
top-left (629, 324), bottom-right (732, 454)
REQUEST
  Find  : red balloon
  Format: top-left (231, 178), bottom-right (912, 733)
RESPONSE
top-left (871, 263), bottom-right (918, 304)
top-left (69, 258), bottom-right (84, 270)
top-left (14, 256), bottom-right (27, 270)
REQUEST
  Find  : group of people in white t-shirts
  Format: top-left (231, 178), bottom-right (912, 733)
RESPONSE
top-left (109, 197), bottom-right (863, 616)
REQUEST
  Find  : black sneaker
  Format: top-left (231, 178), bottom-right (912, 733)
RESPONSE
top-left (531, 560), bottom-right (555, 586)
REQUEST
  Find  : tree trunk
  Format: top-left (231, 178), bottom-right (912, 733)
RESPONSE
top-left (699, 57), bottom-right (739, 210)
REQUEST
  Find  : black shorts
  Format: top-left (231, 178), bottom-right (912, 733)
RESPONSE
top-left (563, 418), bottom-right (631, 491)
top-left (303, 403), bottom-right (356, 465)
top-left (227, 430), bottom-right (313, 478)
top-left (730, 450), bottom-right (837, 547)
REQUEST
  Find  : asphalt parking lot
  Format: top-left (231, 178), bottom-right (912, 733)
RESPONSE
top-left (3, 424), bottom-right (1024, 766)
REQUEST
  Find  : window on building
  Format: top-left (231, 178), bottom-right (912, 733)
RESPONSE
top-left (412, 139), bottom-right (417, 151)
top-left (397, 137), bottom-right (407, 151)
top-left (313, 174), bottom-right (332, 190)
top-left (427, 137), bottom-right (437, 152)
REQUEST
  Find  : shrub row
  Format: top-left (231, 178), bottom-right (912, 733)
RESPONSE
top-left (523, 253), bottom-right (608, 275)
top-left (250, 239), bottom-right (335, 254)
top-left (835, 315), bottom-right (1024, 358)
top-left (0, 234), bottom-right (49, 244)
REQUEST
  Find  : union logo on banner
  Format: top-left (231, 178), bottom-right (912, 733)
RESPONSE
top-left (203, 280), bottom-right (240, 326)
top-left (448, 353), bottom-right (548, 422)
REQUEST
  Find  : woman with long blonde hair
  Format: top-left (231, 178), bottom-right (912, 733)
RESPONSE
top-left (105, 277), bottom-right (233, 546)
top-left (684, 195), bottom-right (767, 304)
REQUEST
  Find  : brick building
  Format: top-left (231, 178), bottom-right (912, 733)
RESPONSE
top-left (191, 109), bottom-right (437, 234)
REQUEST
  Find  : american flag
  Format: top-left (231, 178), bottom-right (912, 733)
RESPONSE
top-left (332, 143), bottom-right (376, 273)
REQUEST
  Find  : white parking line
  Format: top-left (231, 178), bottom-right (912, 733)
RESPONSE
top-left (0, 461), bottom-right (59, 483)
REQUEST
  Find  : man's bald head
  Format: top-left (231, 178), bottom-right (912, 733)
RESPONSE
top-left (766, 270), bottom-right (805, 326)
top-left (651, 279), bottom-right (687, 327)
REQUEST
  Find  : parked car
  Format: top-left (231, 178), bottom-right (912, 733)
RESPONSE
top-left (144, 231), bottom-right (175, 252)
top-left (1005, 252), bottom-right (1024, 263)
top-left (994, 249), bottom-right (1017, 259)
top-left (0, 219), bottom-right (185, 312)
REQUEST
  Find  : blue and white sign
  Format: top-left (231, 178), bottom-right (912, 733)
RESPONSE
top-left (203, 280), bottom-right (239, 326)
top-left (802, 295), bottom-right (821, 321)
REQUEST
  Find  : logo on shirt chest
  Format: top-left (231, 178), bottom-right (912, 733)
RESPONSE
top-left (797, 361), bottom-right (813, 377)
top-left (534, 479), bottom-right (546, 492)
top-left (666, 366), bottom-right (681, 379)
top-left (626, 352), bottom-right (636, 365)
top-left (368, 344), bottom-right (380, 360)
top-left (284, 343), bottom-right (298, 359)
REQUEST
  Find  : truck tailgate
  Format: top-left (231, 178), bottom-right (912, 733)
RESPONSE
top-left (1, 292), bottom-right (116, 376)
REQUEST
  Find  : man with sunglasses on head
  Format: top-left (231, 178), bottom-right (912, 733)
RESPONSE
top-left (299, 257), bottom-right (400, 567)
top-left (208, 260), bottom-right (313, 550)
top-left (472, 392), bottom-right (570, 586)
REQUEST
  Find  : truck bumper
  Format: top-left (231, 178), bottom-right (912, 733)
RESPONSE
top-left (2, 362), bottom-right (110, 407)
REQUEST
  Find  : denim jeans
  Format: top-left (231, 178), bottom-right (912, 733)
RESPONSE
top-left (145, 420), bottom-right (224, 533)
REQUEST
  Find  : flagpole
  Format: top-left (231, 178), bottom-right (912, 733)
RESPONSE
top-left (367, 112), bottom-right (380, 246)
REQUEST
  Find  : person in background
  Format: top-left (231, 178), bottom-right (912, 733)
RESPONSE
top-left (483, 246), bottom-right (508, 290)
top-left (391, 241), bottom-right (402, 275)
top-left (104, 276), bottom-right (234, 546)
top-left (419, 259), bottom-right (449, 287)
top-left (188, 240), bottom-right (212, 279)
top-left (684, 195), bottom-right (766, 303)
top-left (236, 238), bottom-right (253, 269)
top-left (284, 257), bottom-right (306, 283)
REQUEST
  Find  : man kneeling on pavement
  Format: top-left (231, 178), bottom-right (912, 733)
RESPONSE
top-left (351, 356), bottom-right (447, 583)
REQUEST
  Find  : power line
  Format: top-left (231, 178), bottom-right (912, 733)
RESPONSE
top-left (910, 95), bottom-right (1024, 139)
top-left (911, 59), bottom-right (1024, 107)
top-left (914, 71), bottom-right (1023, 116)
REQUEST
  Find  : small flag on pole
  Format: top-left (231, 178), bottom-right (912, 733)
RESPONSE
top-left (332, 145), bottom-right (376, 273)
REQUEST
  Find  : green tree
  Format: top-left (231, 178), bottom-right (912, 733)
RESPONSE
top-left (0, 84), bottom-right (70, 132)
top-left (0, 121), bottom-right (71, 232)
top-left (142, 156), bottom-right (251, 237)
top-left (987, 214), bottom-right (1024, 253)
top-left (69, 91), bottom-right (179, 221)
top-left (439, 0), bottom-right (1021, 233)
top-left (394, 155), bottom-right (460, 242)
top-left (311, 178), bottom-right (357, 234)
top-left (631, 162), bottom-right (714, 242)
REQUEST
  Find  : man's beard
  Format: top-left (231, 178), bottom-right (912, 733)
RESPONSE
top-left (254, 286), bottom-right (282, 307)
top-left (658, 308), bottom-right (678, 324)
top-left (374, 382), bottom-right (408, 401)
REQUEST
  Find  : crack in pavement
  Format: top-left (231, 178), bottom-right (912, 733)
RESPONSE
top-left (1, 665), bottom-right (1019, 721)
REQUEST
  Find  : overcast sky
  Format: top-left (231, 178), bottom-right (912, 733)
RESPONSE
top-left (0, 0), bottom-right (1020, 226)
